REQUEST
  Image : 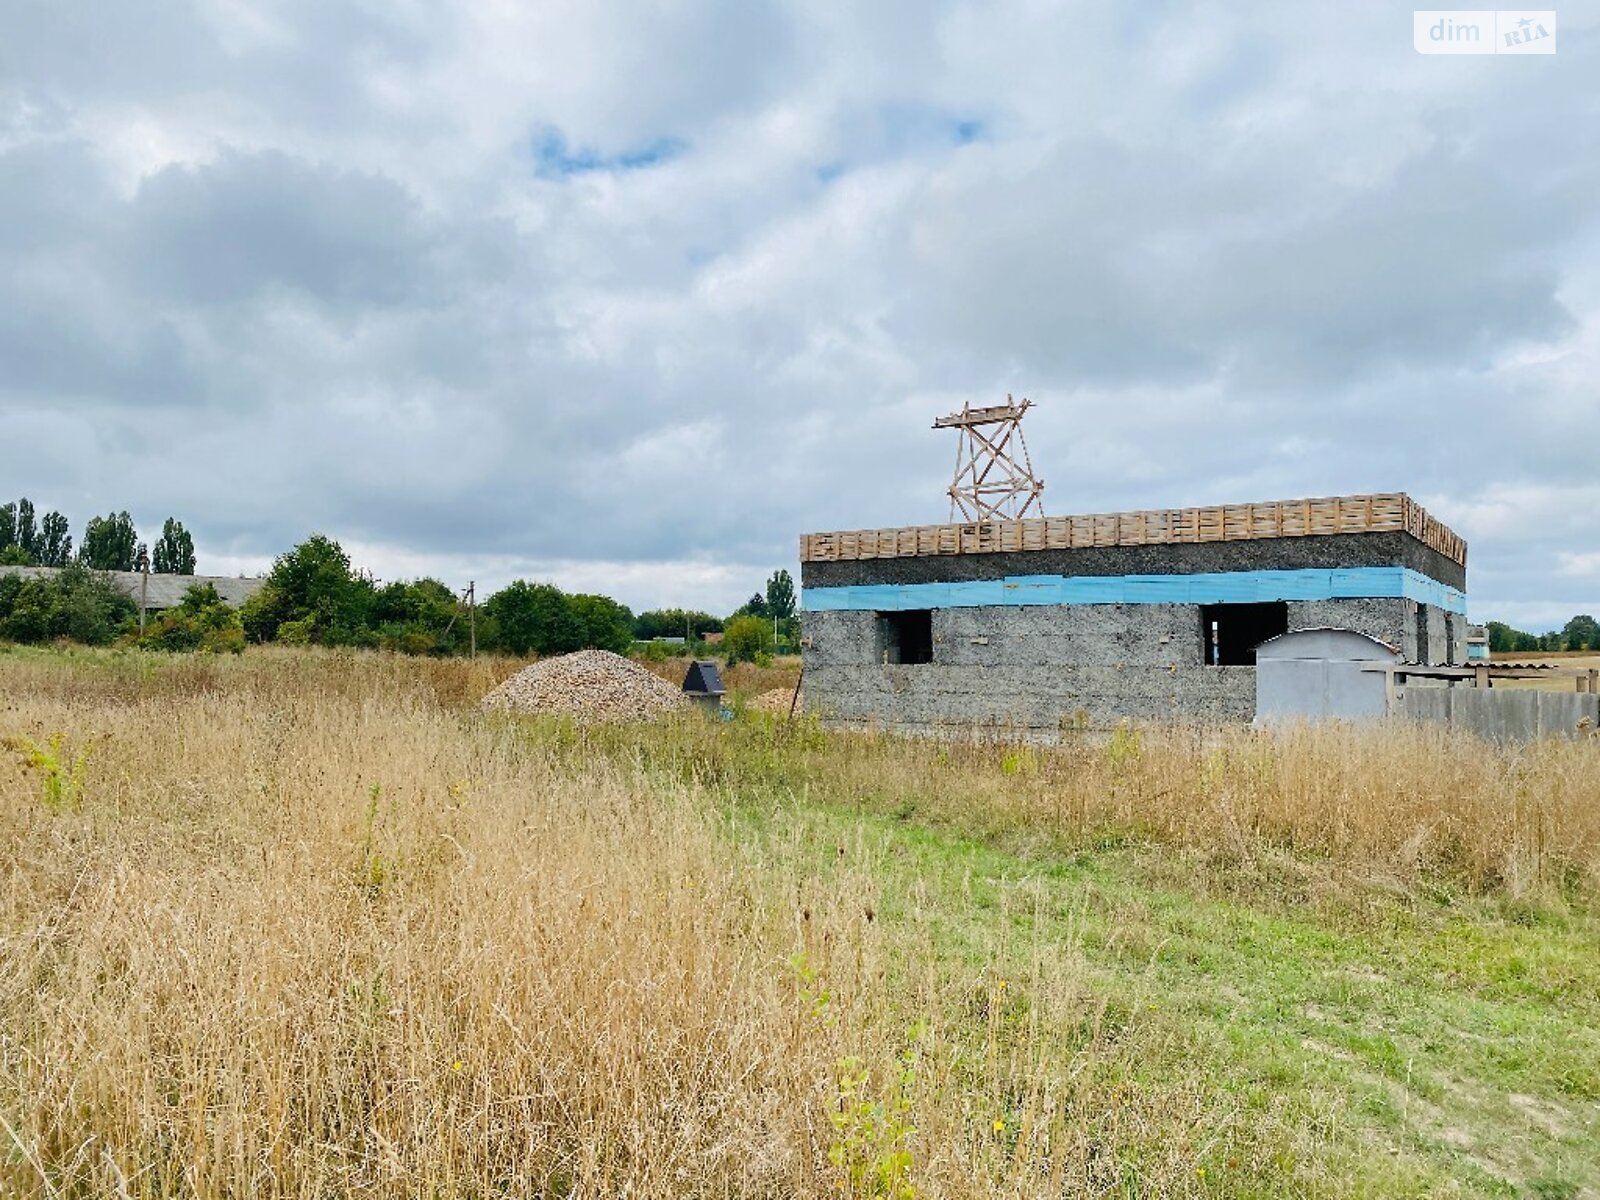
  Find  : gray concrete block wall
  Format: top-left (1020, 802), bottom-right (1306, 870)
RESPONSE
top-left (1281, 597), bottom-right (1459, 666)
top-left (803, 662), bottom-right (1256, 732)
top-left (805, 608), bottom-right (884, 667)
top-left (1442, 612), bottom-right (1465, 666)
top-left (1285, 598), bottom-right (1410, 658)
top-left (804, 604), bottom-right (1256, 731)
top-left (934, 604), bottom-right (1205, 668)
top-left (802, 594), bottom-right (1468, 734)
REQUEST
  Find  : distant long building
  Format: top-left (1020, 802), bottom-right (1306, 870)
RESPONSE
top-left (0, 565), bottom-right (266, 611)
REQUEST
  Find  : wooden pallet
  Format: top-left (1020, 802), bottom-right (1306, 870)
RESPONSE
top-left (800, 493), bottom-right (1467, 568)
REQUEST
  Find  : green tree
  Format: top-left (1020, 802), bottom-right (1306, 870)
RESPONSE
top-left (1561, 614), bottom-right (1599, 652)
top-left (723, 614), bottom-right (774, 665)
top-left (732, 592), bottom-right (769, 621)
top-left (0, 503), bottom-right (16, 555)
top-left (634, 608), bottom-right (723, 640)
top-left (0, 573), bottom-right (23, 626)
top-left (483, 581), bottom-right (581, 656)
top-left (238, 585), bottom-right (285, 644)
top-left (254, 534), bottom-right (375, 645)
top-left (152, 518), bottom-right (197, 574)
top-left (765, 569), bottom-right (796, 623)
top-left (37, 511), bottom-right (72, 567)
top-left (570, 593), bottom-right (635, 654)
top-left (79, 511), bottom-right (138, 571)
top-left (370, 577), bottom-right (467, 655)
top-left (0, 564), bottom-right (136, 645)
top-left (15, 499), bottom-right (36, 560)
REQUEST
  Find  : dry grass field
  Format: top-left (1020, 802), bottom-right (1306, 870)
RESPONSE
top-left (1489, 650), bottom-right (1600, 692)
top-left (1494, 652), bottom-right (1600, 668)
top-left (3, 646), bottom-right (1599, 1198)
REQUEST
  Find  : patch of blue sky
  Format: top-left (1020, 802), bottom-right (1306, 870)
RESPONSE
top-left (532, 127), bottom-right (687, 178)
top-left (815, 105), bottom-right (984, 184)
top-left (877, 103), bottom-right (985, 150)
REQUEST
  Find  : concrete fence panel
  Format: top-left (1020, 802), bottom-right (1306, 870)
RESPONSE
top-left (1398, 687), bottom-right (1600, 741)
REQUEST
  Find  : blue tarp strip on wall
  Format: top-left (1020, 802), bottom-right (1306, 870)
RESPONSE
top-left (803, 567), bottom-right (1467, 614)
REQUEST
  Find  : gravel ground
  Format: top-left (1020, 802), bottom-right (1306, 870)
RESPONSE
top-left (748, 686), bottom-right (802, 714)
top-left (481, 650), bottom-right (690, 722)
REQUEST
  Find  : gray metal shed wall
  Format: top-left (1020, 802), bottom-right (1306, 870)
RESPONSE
top-left (1254, 629), bottom-right (1401, 725)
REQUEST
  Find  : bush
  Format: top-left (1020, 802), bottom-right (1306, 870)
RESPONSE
top-left (377, 624), bottom-right (439, 655)
top-left (200, 625), bottom-right (247, 655)
top-left (276, 616), bottom-right (317, 645)
top-left (639, 640), bottom-right (692, 662)
top-left (371, 579), bottom-right (467, 655)
top-left (239, 584), bottom-right (284, 644)
top-left (723, 615), bottom-right (774, 666)
top-left (0, 565), bottom-right (135, 645)
top-left (137, 584), bottom-right (245, 654)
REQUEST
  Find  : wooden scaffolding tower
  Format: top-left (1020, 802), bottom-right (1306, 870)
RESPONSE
top-left (935, 396), bottom-right (1045, 522)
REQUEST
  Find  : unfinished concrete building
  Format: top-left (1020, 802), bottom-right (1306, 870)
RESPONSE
top-left (799, 493), bottom-right (1467, 732)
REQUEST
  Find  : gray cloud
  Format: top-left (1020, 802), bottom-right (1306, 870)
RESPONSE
top-left (127, 152), bottom-right (434, 306)
top-left (0, 1), bottom-right (1596, 623)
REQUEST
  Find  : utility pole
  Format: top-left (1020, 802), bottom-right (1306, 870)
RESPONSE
top-left (137, 546), bottom-right (150, 636)
top-left (444, 580), bottom-right (478, 657)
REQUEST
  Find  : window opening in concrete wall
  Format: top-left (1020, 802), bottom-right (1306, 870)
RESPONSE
top-left (878, 610), bottom-right (933, 664)
top-left (1201, 601), bottom-right (1288, 666)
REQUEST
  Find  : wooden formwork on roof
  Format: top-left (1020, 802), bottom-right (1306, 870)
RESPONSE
top-left (799, 493), bottom-right (1467, 568)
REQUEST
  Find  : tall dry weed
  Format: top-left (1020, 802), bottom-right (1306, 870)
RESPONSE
top-left (2, 649), bottom-right (1597, 1197)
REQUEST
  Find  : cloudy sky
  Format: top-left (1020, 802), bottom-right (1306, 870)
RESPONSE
top-left (2, 2), bottom-right (1596, 626)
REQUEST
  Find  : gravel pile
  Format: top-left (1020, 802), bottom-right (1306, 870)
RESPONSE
top-left (481, 650), bottom-right (690, 722)
top-left (749, 686), bottom-right (801, 714)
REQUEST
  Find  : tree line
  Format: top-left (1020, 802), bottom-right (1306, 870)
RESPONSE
top-left (0, 498), bottom-right (196, 574)
top-left (1486, 615), bottom-right (1600, 654)
top-left (228, 535), bottom-right (799, 661)
top-left (0, 527), bottom-right (802, 661)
